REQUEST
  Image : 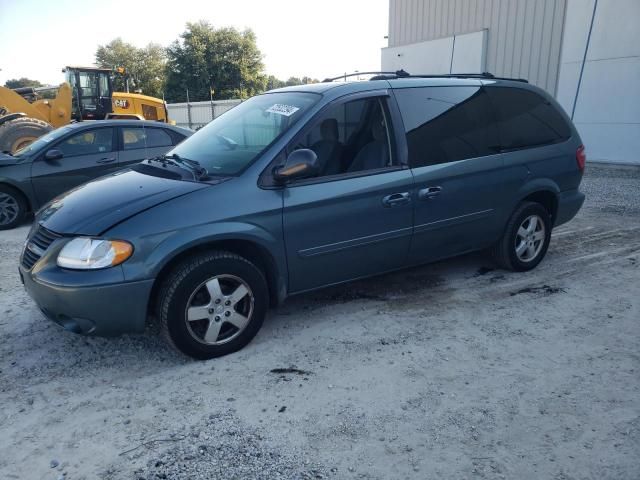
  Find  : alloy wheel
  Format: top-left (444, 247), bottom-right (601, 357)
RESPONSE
top-left (0, 193), bottom-right (19, 226)
top-left (514, 214), bottom-right (546, 262)
top-left (184, 274), bottom-right (254, 345)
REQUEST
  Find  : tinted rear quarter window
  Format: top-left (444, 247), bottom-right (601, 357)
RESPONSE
top-left (122, 127), bottom-right (173, 150)
top-left (394, 86), bottom-right (499, 167)
top-left (167, 129), bottom-right (187, 145)
top-left (486, 86), bottom-right (571, 150)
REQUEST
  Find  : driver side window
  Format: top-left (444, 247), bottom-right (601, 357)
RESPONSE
top-left (57, 128), bottom-right (113, 157)
top-left (291, 97), bottom-right (395, 179)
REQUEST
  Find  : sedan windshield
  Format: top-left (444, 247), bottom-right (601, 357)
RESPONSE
top-left (13, 126), bottom-right (74, 157)
top-left (168, 92), bottom-right (320, 175)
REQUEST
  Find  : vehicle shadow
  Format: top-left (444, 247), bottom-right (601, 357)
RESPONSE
top-left (257, 250), bottom-right (498, 338)
top-left (5, 250), bottom-right (497, 382)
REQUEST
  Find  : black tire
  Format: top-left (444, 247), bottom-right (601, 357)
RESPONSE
top-left (158, 251), bottom-right (269, 360)
top-left (0, 117), bottom-right (52, 154)
top-left (0, 184), bottom-right (28, 230)
top-left (492, 201), bottom-right (552, 272)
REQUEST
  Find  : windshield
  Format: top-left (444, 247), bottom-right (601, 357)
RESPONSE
top-left (169, 92), bottom-right (320, 175)
top-left (13, 126), bottom-right (74, 157)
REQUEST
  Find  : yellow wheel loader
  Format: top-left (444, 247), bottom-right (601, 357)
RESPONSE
top-left (0, 66), bottom-right (169, 153)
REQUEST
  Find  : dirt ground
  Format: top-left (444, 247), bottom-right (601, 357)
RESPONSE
top-left (1, 164), bottom-right (638, 480)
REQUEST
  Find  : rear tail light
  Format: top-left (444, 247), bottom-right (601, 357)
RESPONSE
top-left (576, 145), bottom-right (586, 172)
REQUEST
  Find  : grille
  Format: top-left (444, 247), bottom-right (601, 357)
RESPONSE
top-left (21, 226), bottom-right (61, 270)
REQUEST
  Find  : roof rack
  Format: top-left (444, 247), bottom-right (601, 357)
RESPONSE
top-left (322, 70), bottom-right (528, 83)
top-left (403, 72), bottom-right (528, 83)
top-left (322, 70), bottom-right (410, 82)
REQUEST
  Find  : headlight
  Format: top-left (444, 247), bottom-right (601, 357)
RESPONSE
top-left (57, 238), bottom-right (133, 270)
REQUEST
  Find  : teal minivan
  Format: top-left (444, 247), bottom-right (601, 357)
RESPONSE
top-left (19, 72), bottom-right (585, 359)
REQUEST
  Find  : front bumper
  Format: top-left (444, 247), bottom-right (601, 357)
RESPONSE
top-left (555, 189), bottom-right (585, 227)
top-left (20, 265), bottom-right (154, 337)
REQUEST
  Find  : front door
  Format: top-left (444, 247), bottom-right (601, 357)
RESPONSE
top-left (31, 127), bottom-right (117, 206)
top-left (392, 85), bottom-right (506, 262)
top-left (281, 93), bottom-right (414, 293)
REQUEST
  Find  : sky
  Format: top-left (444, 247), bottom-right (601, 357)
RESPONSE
top-left (0, 0), bottom-right (389, 86)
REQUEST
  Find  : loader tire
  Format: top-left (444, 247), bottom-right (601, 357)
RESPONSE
top-left (0, 117), bottom-right (52, 154)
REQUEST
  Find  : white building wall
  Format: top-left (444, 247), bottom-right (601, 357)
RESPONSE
top-left (381, 30), bottom-right (487, 74)
top-left (450, 30), bottom-right (488, 73)
top-left (387, 0), bottom-right (567, 94)
top-left (387, 0), bottom-right (640, 165)
top-left (556, 0), bottom-right (640, 164)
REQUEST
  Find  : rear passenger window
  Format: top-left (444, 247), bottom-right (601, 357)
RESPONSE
top-left (486, 87), bottom-right (571, 150)
top-left (394, 86), bottom-right (498, 167)
top-left (122, 127), bottom-right (173, 150)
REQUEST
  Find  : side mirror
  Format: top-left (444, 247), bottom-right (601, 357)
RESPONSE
top-left (273, 149), bottom-right (319, 183)
top-left (44, 149), bottom-right (63, 161)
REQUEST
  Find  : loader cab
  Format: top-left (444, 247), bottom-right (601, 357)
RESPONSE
top-left (64, 67), bottom-right (113, 121)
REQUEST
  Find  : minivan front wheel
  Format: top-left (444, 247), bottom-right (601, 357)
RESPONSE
top-left (158, 251), bottom-right (269, 359)
top-left (492, 201), bottom-right (552, 271)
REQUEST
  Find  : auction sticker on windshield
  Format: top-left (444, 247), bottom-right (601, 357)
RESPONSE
top-left (266, 104), bottom-right (300, 117)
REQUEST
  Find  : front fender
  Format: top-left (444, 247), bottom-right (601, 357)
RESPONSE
top-left (104, 174), bottom-right (286, 299)
top-left (143, 221), bottom-right (283, 278)
top-left (0, 171), bottom-right (36, 211)
top-left (125, 221), bottom-right (287, 306)
top-left (117, 220), bottom-right (287, 300)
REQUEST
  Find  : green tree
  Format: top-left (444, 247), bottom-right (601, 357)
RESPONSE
top-left (264, 75), bottom-right (320, 91)
top-left (95, 38), bottom-right (166, 98)
top-left (165, 21), bottom-right (267, 102)
top-left (284, 76), bottom-right (302, 86)
top-left (4, 78), bottom-right (44, 89)
top-left (266, 75), bottom-right (285, 90)
top-left (280, 76), bottom-right (319, 87)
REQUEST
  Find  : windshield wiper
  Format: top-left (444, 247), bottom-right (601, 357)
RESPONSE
top-left (149, 153), bottom-right (209, 180)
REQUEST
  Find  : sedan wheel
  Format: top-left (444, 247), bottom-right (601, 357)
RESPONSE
top-left (0, 187), bottom-right (27, 230)
top-left (0, 192), bottom-right (19, 226)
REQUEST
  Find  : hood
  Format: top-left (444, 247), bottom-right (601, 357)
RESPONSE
top-left (38, 169), bottom-right (211, 235)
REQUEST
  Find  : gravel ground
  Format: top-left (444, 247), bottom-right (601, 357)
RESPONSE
top-left (1, 164), bottom-right (639, 480)
top-left (581, 163), bottom-right (640, 215)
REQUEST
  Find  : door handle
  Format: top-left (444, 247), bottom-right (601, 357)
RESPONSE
top-left (418, 186), bottom-right (442, 200)
top-left (96, 157), bottom-right (116, 164)
top-left (382, 192), bottom-right (411, 207)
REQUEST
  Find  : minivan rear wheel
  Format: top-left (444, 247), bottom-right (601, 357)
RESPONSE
top-left (157, 251), bottom-right (269, 359)
top-left (492, 201), bottom-right (552, 271)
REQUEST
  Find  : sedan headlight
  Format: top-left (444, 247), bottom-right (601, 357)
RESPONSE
top-left (57, 238), bottom-right (133, 270)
